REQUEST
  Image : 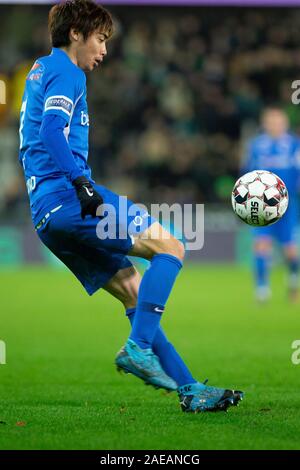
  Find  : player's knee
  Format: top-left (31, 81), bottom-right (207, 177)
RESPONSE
top-left (155, 238), bottom-right (185, 262)
top-left (173, 239), bottom-right (185, 261)
top-left (130, 223), bottom-right (185, 262)
top-left (254, 239), bottom-right (272, 255)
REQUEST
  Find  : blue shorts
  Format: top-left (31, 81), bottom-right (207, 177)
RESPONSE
top-left (33, 185), bottom-right (155, 295)
top-left (252, 201), bottom-right (298, 245)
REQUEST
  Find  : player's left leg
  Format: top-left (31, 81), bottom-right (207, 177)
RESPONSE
top-left (112, 222), bottom-right (187, 390)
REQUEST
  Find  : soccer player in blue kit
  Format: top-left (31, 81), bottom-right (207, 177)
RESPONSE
top-left (243, 107), bottom-right (300, 302)
top-left (19, 0), bottom-right (243, 412)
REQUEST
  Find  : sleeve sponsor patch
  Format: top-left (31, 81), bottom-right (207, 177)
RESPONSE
top-left (44, 95), bottom-right (73, 117)
top-left (27, 62), bottom-right (45, 82)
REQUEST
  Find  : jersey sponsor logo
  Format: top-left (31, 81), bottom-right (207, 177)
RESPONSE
top-left (45, 95), bottom-right (73, 117)
top-left (30, 62), bottom-right (41, 72)
top-left (80, 111), bottom-right (89, 126)
top-left (27, 62), bottom-right (44, 82)
top-left (28, 73), bottom-right (43, 81)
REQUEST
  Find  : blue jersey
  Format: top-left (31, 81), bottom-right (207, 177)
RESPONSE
top-left (243, 132), bottom-right (300, 202)
top-left (18, 49), bottom-right (155, 296)
top-left (19, 47), bottom-right (92, 211)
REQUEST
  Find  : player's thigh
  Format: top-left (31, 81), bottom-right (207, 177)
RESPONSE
top-left (103, 265), bottom-right (141, 307)
top-left (253, 226), bottom-right (273, 254)
top-left (94, 183), bottom-right (154, 251)
top-left (128, 221), bottom-right (185, 261)
top-left (254, 237), bottom-right (272, 254)
top-left (39, 187), bottom-right (133, 255)
top-left (93, 186), bottom-right (184, 260)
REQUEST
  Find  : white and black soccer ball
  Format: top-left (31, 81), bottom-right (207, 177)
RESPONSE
top-left (231, 170), bottom-right (289, 226)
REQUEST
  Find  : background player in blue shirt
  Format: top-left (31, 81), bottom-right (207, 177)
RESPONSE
top-left (19, 0), bottom-right (243, 413)
top-left (243, 107), bottom-right (300, 302)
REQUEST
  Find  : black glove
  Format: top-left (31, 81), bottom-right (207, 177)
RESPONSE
top-left (73, 176), bottom-right (104, 220)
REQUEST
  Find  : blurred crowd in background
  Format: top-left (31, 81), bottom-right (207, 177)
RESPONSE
top-left (1, 5), bottom-right (300, 222)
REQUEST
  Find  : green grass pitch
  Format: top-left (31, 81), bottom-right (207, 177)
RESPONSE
top-left (0, 265), bottom-right (300, 450)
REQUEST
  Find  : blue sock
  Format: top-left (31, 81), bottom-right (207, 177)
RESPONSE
top-left (126, 308), bottom-right (196, 387)
top-left (129, 253), bottom-right (182, 349)
top-left (255, 253), bottom-right (270, 288)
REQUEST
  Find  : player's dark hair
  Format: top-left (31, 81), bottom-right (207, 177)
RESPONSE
top-left (49, 0), bottom-right (114, 48)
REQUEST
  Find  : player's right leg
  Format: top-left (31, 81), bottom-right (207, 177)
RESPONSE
top-left (113, 222), bottom-right (188, 390)
top-left (253, 235), bottom-right (272, 303)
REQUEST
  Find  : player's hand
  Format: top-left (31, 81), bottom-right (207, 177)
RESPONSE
top-left (73, 176), bottom-right (104, 220)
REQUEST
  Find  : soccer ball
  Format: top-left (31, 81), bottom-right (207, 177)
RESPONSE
top-left (231, 170), bottom-right (289, 226)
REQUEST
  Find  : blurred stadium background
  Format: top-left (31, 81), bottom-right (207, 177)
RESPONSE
top-left (1, 0), bottom-right (300, 267)
top-left (1, 0), bottom-right (300, 451)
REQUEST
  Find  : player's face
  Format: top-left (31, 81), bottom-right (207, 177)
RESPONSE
top-left (76, 30), bottom-right (108, 72)
top-left (262, 110), bottom-right (289, 137)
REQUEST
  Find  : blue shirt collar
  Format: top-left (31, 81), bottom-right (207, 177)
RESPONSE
top-left (51, 47), bottom-right (80, 70)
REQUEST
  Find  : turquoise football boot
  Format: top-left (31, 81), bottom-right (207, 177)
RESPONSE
top-left (115, 339), bottom-right (177, 392)
top-left (178, 380), bottom-right (244, 412)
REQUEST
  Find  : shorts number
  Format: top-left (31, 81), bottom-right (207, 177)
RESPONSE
top-left (26, 176), bottom-right (36, 194)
